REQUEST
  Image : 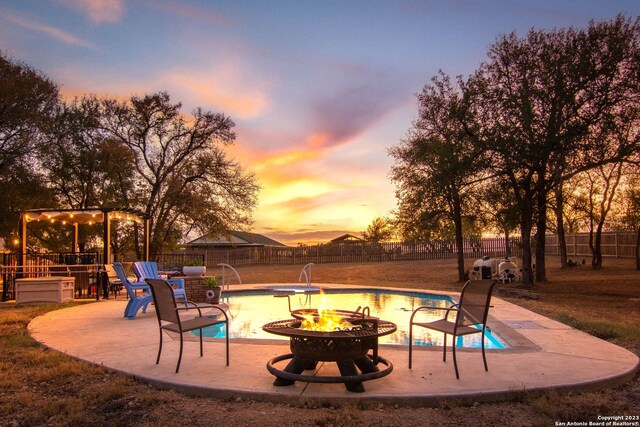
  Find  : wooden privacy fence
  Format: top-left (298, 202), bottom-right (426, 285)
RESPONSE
top-left (173, 237), bottom-right (523, 268)
top-left (544, 232), bottom-right (638, 259)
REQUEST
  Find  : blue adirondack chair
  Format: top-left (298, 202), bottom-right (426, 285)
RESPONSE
top-left (112, 262), bottom-right (153, 320)
top-left (133, 261), bottom-right (187, 302)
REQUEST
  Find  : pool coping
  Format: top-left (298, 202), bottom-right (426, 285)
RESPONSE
top-left (27, 283), bottom-right (640, 407)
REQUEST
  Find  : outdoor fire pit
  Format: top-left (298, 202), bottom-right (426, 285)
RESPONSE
top-left (262, 307), bottom-right (396, 392)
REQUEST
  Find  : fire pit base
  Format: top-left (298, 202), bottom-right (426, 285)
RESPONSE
top-left (266, 353), bottom-right (393, 393)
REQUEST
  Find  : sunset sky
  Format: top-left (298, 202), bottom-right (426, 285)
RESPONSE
top-left (1, 1), bottom-right (638, 245)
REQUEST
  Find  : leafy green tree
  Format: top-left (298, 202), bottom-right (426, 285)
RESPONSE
top-left (40, 96), bottom-right (139, 254)
top-left (0, 52), bottom-right (59, 244)
top-left (100, 92), bottom-right (259, 255)
top-left (390, 73), bottom-right (485, 282)
top-left (468, 15), bottom-right (640, 285)
top-left (479, 181), bottom-right (520, 256)
top-left (362, 217), bottom-right (395, 243)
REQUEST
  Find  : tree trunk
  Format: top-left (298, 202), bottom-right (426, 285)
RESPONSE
top-left (504, 228), bottom-right (511, 257)
top-left (554, 186), bottom-right (568, 267)
top-left (534, 175), bottom-right (547, 283)
top-left (636, 227), bottom-right (640, 270)
top-left (452, 195), bottom-right (466, 282)
top-left (519, 205), bottom-right (534, 288)
top-left (592, 220), bottom-right (604, 270)
top-left (133, 222), bottom-right (142, 260)
top-left (111, 227), bottom-right (119, 262)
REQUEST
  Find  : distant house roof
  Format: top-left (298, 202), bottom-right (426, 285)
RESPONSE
top-left (329, 234), bottom-right (364, 243)
top-left (185, 231), bottom-right (287, 248)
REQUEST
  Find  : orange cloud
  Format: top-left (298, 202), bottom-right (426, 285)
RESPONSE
top-left (261, 179), bottom-right (335, 205)
top-left (161, 66), bottom-right (269, 119)
top-left (56, 0), bottom-right (124, 24)
top-left (307, 132), bottom-right (329, 148)
top-left (252, 149), bottom-right (320, 172)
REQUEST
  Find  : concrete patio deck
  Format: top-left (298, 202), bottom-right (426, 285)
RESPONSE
top-left (28, 284), bottom-right (639, 407)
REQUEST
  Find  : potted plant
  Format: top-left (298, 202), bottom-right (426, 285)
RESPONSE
top-left (204, 276), bottom-right (221, 304)
top-left (182, 259), bottom-right (206, 276)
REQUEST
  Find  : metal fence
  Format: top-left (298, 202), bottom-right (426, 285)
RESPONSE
top-left (544, 232), bottom-right (638, 259)
top-left (153, 253), bottom-right (205, 270)
top-left (1, 252), bottom-right (103, 301)
top-left (180, 237), bottom-right (523, 268)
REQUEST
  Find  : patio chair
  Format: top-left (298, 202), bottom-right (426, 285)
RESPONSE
top-left (113, 262), bottom-right (153, 319)
top-left (104, 264), bottom-right (123, 298)
top-left (409, 279), bottom-right (497, 379)
top-left (134, 261), bottom-right (187, 302)
top-left (145, 278), bottom-right (229, 373)
top-left (497, 260), bottom-right (518, 283)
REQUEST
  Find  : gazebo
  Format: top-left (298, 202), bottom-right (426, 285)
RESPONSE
top-left (19, 208), bottom-right (150, 264)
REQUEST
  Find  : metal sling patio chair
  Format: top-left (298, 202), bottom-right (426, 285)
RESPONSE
top-left (408, 279), bottom-right (497, 379)
top-left (145, 278), bottom-right (229, 373)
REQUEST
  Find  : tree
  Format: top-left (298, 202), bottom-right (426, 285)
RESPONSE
top-left (0, 53), bottom-right (58, 170)
top-left (0, 52), bottom-right (59, 243)
top-left (619, 174), bottom-right (640, 269)
top-left (390, 73), bottom-right (485, 282)
top-left (40, 96), bottom-right (139, 254)
top-left (479, 181), bottom-right (520, 256)
top-left (100, 92), bottom-right (259, 255)
top-left (468, 15), bottom-right (640, 286)
top-left (362, 217), bottom-right (395, 243)
top-left (584, 163), bottom-right (625, 269)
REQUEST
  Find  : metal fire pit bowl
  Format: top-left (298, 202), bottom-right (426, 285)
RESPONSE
top-left (263, 318), bottom-right (396, 361)
top-left (262, 310), bottom-right (396, 393)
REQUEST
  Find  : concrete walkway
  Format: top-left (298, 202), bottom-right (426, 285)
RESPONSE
top-left (28, 285), bottom-right (639, 407)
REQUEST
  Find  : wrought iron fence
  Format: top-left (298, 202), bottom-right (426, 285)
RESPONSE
top-left (1, 252), bottom-right (102, 301)
top-left (153, 252), bottom-right (205, 270)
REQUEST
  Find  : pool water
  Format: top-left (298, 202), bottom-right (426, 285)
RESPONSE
top-left (197, 288), bottom-right (506, 349)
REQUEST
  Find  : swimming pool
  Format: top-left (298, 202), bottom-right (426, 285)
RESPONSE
top-left (197, 288), bottom-right (507, 349)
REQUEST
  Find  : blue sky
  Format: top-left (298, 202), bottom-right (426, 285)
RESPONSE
top-left (1, 0), bottom-right (638, 244)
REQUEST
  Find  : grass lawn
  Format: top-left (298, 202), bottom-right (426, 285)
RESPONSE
top-left (1, 257), bottom-right (638, 426)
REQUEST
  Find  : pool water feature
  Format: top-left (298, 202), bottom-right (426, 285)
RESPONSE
top-left (197, 288), bottom-right (507, 349)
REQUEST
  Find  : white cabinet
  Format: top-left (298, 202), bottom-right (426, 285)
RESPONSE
top-left (15, 276), bottom-right (75, 304)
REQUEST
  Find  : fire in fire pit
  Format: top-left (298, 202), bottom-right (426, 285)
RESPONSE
top-left (299, 309), bottom-right (360, 332)
top-left (262, 307), bottom-right (396, 392)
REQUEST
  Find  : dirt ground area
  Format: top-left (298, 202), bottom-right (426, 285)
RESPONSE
top-left (1, 257), bottom-right (639, 426)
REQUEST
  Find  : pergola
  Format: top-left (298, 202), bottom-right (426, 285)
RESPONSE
top-left (19, 208), bottom-right (150, 264)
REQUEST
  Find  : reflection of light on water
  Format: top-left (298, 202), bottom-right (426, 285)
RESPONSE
top-left (196, 289), bottom-right (507, 349)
